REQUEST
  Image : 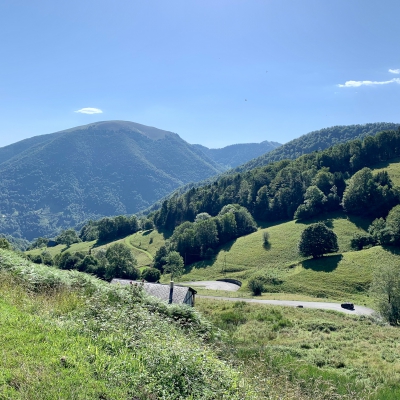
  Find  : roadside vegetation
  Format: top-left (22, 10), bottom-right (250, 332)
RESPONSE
top-left (0, 248), bottom-right (251, 399)
top-left (196, 298), bottom-right (400, 399)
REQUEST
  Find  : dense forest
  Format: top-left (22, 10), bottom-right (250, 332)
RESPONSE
top-left (149, 129), bottom-right (400, 258)
top-left (236, 122), bottom-right (400, 172)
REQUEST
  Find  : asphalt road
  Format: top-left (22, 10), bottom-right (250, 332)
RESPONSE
top-left (181, 280), bottom-right (375, 316)
top-left (181, 281), bottom-right (241, 291)
top-left (198, 295), bottom-right (375, 316)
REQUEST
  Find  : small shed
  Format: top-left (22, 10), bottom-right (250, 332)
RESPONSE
top-left (111, 279), bottom-right (197, 307)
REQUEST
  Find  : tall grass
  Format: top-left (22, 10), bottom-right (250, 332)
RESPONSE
top-left (0, 249), bottom-right (251, 399)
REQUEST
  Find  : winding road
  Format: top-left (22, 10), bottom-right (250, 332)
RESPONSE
top-left (180, 280), bottom-right (375, 316)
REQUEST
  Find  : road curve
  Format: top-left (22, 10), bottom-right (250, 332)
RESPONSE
top-left (181, 281), bottom-right (241, 291)
top-left (198, 295), bottom-right (375, 316)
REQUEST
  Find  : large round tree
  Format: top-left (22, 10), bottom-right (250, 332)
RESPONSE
top-left (298, 222), bottom-right (339, 258)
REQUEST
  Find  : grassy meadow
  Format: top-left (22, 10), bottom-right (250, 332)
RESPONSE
top-left (197, 298), bottom-right (400, 399)
top-left (176, 211), bottom-right (386, 305)
top-left (0, 249), bottom-right (251, 399)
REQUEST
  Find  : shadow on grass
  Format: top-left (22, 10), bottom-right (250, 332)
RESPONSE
top-left (263, 242), bottom-right (271, 250)
top-left (256, 219), bottom-right (291, 229)
top-left (301, 254), bottom-right (343, 272)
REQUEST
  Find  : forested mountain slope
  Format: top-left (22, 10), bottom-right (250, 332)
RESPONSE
top-left (235, 122), bottom-right (400, 172)
top-left (0, 121), bottom-right (224, 240)
top-left (193, 140), bottom-right (281, 168)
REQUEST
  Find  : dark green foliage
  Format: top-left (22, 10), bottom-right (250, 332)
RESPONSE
top-left (154, 129), bottom-right (400, 236)
top-left (298, 223), bottom-right (339, 258)
top-left (143, 219), bottom-right (154, 230)
top-left (27, 237), bottom-right (49, 250)
top-left (0, 238), bottom-right (11, 250)
top-left (55, 229), bottom-right (81, 246)
top-left (386, 205), bottom-right (400, 245)
top-left (79, 220), bottom-right (99, 241)
top-left (27, 253), bottom-right (43, 264)
top-left (294, 186), bottom-right (327, 220)
top-left (371, 264), bottom-right (400, 325)
top-left (153, 245), bottom-right (169, 272)
top-left (104, 243), bottom-right (140, 281)
top-left (0, 121), bottom-right (224, 240)
top-left (141, 267), bottom-right (161, 282)
top-left (248, 277), bottom-right (264, 296)
top-left (350, 233), bottom-right (376, 250)
top-left (94, 215), bottom-right (140, 243)
top-left (41, 250), bottom-right (54, 266)
top-left (164, 251), bottom-right (184, 279)
top-left (170, 204), bottom-right (256, 264)
top-left (262, 231), bottom-right (270, 245)
top-left (55, 251), bottom-right (86, 270)
top-left (342, 168), bottom-right (399, 217)
top-left (236, 122), bottom-right (400, 172)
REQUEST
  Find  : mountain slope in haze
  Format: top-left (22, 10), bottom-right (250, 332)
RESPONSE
top-left (0, 121), bottom-right (224, 240)
top-left (235, 122), bottom-right (400, 172)
top-left (193, 140), bottom-right (281, 168)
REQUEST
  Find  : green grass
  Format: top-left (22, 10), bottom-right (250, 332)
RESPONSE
top-left (26, 229), bottom-right (169, 271)
top-left (0, 249), bottom-right (250, 399)
top-left (372, 156), bottom-right (400, 187)
top-left (178, 211), bottom-right (383, 304)
top-left (196, 298), bottom-right (400, 399)
top-left (25, 240), bottom-right (96, 257)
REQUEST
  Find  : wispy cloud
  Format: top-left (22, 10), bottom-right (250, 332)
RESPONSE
top-left (389, 69), bottom-right (400, 74)
top-left (338, 78), bottom-right (400, 88)
top-left (75, 107), bottom-right (103, 114)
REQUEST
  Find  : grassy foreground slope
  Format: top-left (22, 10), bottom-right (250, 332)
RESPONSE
top-left (0, 249), bottom-right (249, 400)
top-left (197, 298), bottom-right (400, 400)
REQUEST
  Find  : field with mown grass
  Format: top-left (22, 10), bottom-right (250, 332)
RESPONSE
top-left (25, 229), bottom-right (168, 271)
top-left (0, 249), bottom-right (251, 400)
top-left (176, 211), bottom-right (389, 305)
top-left (197, 298), bottom-right (400, 400)
top-left (372, 156), bottom-right (400, 187)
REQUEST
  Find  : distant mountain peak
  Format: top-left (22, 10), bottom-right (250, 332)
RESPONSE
top-left (62, 120), bottom-right (176, 141)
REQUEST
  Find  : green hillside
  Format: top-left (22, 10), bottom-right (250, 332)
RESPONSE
top-left (0, 249), bottom-right (249, 399)
top-left (235, 122), bottom-right (400, 172)
top-left (177, 212), bottom-right (383, 303)
top-left (193, 140), bottom-right (281, 168)
top-left (0, 121), bottom-right (224, 240)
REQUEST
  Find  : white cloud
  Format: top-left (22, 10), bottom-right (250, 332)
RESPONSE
top-left (389, 69), bottom-right (400, 74)
top-left (338, 78), bottom-right (400, 88)
top-left (75, 107), bottom-right (103, 114)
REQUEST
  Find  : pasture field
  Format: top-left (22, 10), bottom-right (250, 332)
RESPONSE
top-left (372, 156), bottom-right (400, 186)
top-left (197, 298), bottom-right (400, 400)
top-left (177, 211), bottom-right (388, 305)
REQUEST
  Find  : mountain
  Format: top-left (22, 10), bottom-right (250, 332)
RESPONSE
top-left (193, 140), bottom-right (281, 168)
top-left (0, 121), bottom-right (225, 240)
top-left (234, 122), bottom-right (400, 172)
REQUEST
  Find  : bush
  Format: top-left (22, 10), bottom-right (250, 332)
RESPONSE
top-left (141, 267), bottom-right (161, 282)
top-left (263, 230), bottom-right (270, 245)
top-left (248, 277), bottom-right (264, 296)
top-left (0, 238), bottom-right (11, 250)
top-left (350, 232), bottom-right (376, 250)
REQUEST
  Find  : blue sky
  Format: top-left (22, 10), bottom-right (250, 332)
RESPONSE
top-left (1, 0), bottom-right (399, 148)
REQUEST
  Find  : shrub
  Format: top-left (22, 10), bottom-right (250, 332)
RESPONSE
top-left (141, 267), bottom-right (161, 282)
top-left (350, 232), bottom-right (376, 250)
top-left (263, 230), bottom-right (270, 245)
top-left (0, 238), bottom-right (11, 250)
top-left (248, 277), bottom-right (264, 296)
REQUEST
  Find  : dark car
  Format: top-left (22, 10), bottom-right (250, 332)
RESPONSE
top-left (341, 302), bottom-right (355, 310)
